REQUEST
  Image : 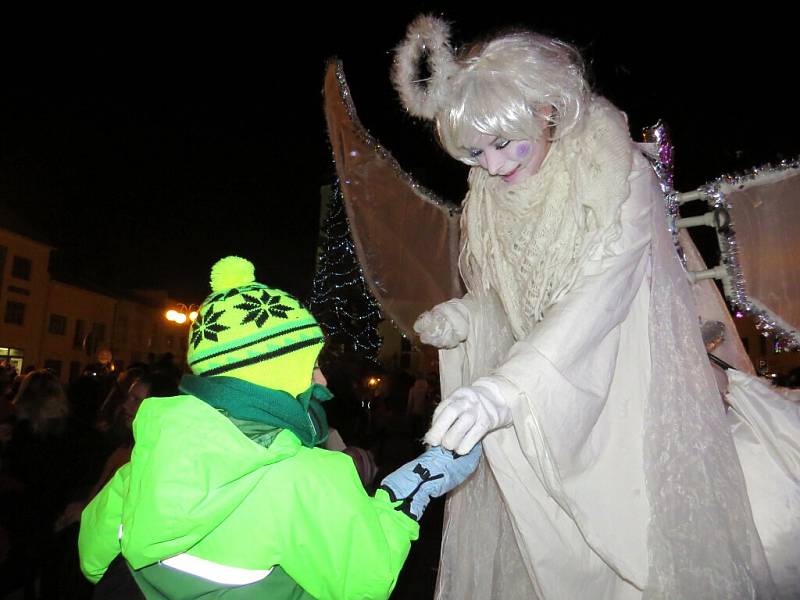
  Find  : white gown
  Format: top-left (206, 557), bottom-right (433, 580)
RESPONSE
top-left (434, 148), bottom-right (775, 599)
top-left (684, 219), bottom-right (800, 600)
top-left (727, 369), bottom-right (800, 599)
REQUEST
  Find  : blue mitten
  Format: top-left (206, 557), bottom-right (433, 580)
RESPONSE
top-left (379, 444), bottom-right (482, 521)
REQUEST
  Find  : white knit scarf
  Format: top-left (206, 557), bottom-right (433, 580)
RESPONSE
top-left (459, 97), bottom-right (634, 340)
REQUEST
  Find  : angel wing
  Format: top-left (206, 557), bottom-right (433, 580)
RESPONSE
top-left (322, 60), bottom-right (464, 340)
top-left (706, 163), bottom-right (800, 348)
top-left (326, 62), bottom-right (799, 357)
top-left (669, 158), bottom-right (800, 351)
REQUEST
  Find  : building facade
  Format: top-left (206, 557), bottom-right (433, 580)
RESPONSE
top-left (0, 228), bottom-right (52, 373)
top-left (1, 225), bottom-right (193, 382)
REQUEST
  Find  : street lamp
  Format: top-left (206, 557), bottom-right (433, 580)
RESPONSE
top-left (165, 303), bottom-right (199, 325)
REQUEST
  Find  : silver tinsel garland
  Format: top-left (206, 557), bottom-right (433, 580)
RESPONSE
top-left (332, 59), bottom-right (458, 214)
top-left (642, 121), bottom-right (685, 266)
top-left (701, 158), bottom-right (800, 350)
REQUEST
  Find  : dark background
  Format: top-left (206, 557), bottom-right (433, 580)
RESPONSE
top-left (2, 8), bottom-right (797, 301)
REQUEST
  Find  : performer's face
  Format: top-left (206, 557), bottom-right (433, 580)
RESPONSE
top-left (468, 133), bottom-right (551, 184)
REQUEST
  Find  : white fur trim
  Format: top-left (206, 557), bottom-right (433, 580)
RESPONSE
top-left (392, 14), bottom-right (457, 120)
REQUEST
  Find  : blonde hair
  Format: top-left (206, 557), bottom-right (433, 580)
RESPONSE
top-left (438, 32), bottom-right (588, 165)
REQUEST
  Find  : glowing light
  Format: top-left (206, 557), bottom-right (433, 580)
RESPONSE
top-left (189, 311), bottom-right (198, 322)
top-left (309, 181), bottom-right (382, 360)
top-left (175, 313), bottom-right (187, 324)
top-left (166, 309), bottom-right (178, 321)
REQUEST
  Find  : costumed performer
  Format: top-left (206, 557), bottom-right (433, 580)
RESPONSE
top-left (393, 16), bottom-right (774, 599)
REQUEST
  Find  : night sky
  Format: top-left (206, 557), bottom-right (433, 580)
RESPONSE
top-left (2, 9), bottom-right (798, 303)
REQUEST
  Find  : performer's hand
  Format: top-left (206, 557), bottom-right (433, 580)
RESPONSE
top-left (413, 299), bottom-right (470, 349)
top-left (380, 443), bottom-right (482, 521)
top-left (425, 378), bottom-right (513, 455)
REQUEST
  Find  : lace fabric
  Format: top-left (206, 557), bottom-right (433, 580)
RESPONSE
top-left (642, 196), bottom-right (773, 599)
top-left (460, 97), bottom-right (632, 338)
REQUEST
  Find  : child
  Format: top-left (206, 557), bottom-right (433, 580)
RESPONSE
top-left (78, 256), bottom-right (479, 600)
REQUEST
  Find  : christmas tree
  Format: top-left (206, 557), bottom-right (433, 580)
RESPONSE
top-left (311, 182), bottom-right (382, 361)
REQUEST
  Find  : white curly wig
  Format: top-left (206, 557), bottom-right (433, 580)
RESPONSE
top-left (393, 17), bottom-right (590, 165)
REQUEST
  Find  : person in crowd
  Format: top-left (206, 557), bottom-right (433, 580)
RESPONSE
top-left (0, 370), bottom-right (106, 598)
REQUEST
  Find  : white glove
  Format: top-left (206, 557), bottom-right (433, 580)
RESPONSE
top-left (414, 298), bottom-right (470, 349)
top-left (424, 377), bottom-right (514, 455)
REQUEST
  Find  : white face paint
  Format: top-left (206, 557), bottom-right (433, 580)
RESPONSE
top-left (467, 134), bottom-right (551, 184)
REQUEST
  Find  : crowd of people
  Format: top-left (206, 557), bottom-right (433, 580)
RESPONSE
top-left (0, 358), bottom-right (182, 599)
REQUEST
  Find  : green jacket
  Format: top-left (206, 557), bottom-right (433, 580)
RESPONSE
top-left (78, 394), bottom-right (419, 599)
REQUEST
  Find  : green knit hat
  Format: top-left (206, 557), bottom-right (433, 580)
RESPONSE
top-left (187, 256), bottom-right (324, 396)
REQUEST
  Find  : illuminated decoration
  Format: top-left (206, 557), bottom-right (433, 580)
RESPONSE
top-left (166, 303), bottom-right (199, 325)
top-left (310, 182), bottom-right (382, 360)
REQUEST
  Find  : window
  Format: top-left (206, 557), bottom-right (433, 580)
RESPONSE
top-left (69, 361), bottom-right (81, 382)
top-left (11, 256), bottom-right (32, 281)
top-left (92, 322), bottom-right (106, 342)
top-left (81, 323), bottom-right (106, 355)
top-left (74, 319), bottom-right (86, 349)
top-left (49, 314), bottom-right (67, 335)
top-left (4, 301), bottom-right (25, 325)
top-left (43, 359), bottom-right (63, 377)
top-left (0, 347), bottom-right (24, 374)
top-left (0, 246), bottom-right (6, 291)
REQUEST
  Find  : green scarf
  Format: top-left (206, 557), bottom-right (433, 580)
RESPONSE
top-left (179, 375), bottom-right (332, 448)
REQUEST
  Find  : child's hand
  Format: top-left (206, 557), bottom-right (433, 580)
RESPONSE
top-left (379, 444), bottom-right (482, 520)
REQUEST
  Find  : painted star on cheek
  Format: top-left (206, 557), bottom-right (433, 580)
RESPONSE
top-left (515, 142), bottom-right (531, 158)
